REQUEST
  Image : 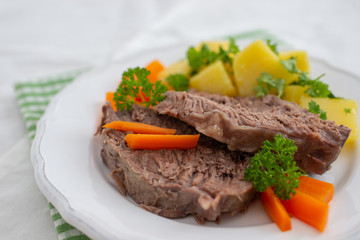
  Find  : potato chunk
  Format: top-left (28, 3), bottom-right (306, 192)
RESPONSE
top-left (282, 85), bottom-right (308, 104)
top-left (189, 60), bottom-right (237, 96)
top-left (233, 39), bottom-right (299, 97)
top-left (300, 96), bottom-right (358, 143)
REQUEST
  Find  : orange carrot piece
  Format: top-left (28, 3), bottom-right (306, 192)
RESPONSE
top-left (103, 121), bottom-right (176, 135)
top-left (261, 188), bottom-right (291, 232)
top-left (146, 60), bottom-right (165, 83)
top-left (282, 190), bottom-right (329, 232)
top-left (297, 176), bottom-right (334, 203)
top-left (125, 134), bottom-right (200, 150)
top-left (106, 92), bottom-right (117, 111)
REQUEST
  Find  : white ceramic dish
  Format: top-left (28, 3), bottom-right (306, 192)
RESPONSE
top-left (31, 44), bottom-right (360, 240)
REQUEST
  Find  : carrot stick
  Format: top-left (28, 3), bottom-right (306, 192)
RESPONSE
top-left (261, 188), bottom-right (291, 232)
top-left (146, 60), bottom-right (165, 83)
top-left (125, 134), bottom-right (200, 150)
top-left (106, 92), bottom-right (117, 111)
top-left (103, 121), bottom-right (176, 135)
top-left (297, 176), bottom-right (334, 203)
top-left (282, 190), bottom-right (329, 232)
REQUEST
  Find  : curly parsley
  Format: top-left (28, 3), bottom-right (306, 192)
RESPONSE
top-left (254, 73), bottom-right (286, 98)
top-left (244, 134), bottom-right (304, 200)
top-left (114, 67), bottom-right (168, 111)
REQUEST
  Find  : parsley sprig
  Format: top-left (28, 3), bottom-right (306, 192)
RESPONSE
top-left (308, 100), bottom-right (327, 120)
top-left (266, 39), bottom-right (279, 55)
top-left (114, 67), bottom-right (168, 111)
top-left (291, 72), bottom-right (336, 98)
top-left (280, 57), bottom-right (336, 98)
top-left (187, 38), bottom-right (240, 75)
top-left (165, 74), bottom-right (189, 91)
top-left (280, 57), bottom-right (300, 74)
top-left (254, 73), bottom-right (286, 98)
top-left (344, 108), bottom-right (352, 115)
top-left (244, 134), bottom-right (304, 200)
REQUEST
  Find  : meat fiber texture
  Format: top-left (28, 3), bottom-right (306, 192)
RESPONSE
top-left (155, 91), bottom-right (351, 175)
top-left (100, 103), bottom-right (256, 223)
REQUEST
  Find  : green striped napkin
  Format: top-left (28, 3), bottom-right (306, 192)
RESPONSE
top-left (15, 69), bottom-right (91, 240)
top-left (14, 29), bottom-right (283, 240)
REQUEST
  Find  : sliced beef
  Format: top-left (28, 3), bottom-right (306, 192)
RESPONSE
top-left (155, 91), bottom-right (351, 174)
top-left (100, 103), bottom-right (256, 223)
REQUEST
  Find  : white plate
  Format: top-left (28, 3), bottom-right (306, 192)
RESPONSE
top-left (32, 43), bottom-right (360, 240)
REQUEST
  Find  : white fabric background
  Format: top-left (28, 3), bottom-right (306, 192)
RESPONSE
top-left (0, 0), bottom-right (359, 239)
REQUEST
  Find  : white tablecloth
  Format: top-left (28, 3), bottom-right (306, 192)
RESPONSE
top-left (1, 0), bottom-right (359, 239)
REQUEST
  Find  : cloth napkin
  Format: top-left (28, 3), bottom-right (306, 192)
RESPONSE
top-left (14, 29), bottom-right (282, 240)
top-left (15, 69), bottom-right (91, 240)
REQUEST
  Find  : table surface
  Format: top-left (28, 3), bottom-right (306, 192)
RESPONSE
top-left (1, 0), bottom-right (360, 239)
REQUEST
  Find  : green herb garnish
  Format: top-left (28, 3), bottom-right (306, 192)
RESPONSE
top-left (281, 57), bottom-right (336, 98)
top-left (187, 44), bottom-right (217, 73)
top-left (308, 100), bottom-right (327, 120)
top-left (244, 134), bottom-right (304, 200)
top-left (280, 57), bottom-right (300, 74)
top-left (266, 39), bottom-right (279, 55)
top-left (344, 108), bottom-right (352, 115)
top-left (288, 69), bottom-right (335, 98)
top-left (187, 37), bottom-right (240, 75)
top-left (114, 67), bottom-right (168, 111)
top-left (254, 73), bottom-right (286, 98)
top-left (166, 74), bottom-right (189, 91)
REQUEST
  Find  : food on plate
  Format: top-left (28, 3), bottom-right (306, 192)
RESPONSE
top-left (232, 40), bottom-right (306, 96)
top-left (155, 91), bottom-right (350, 174)
top-left (158, 59), bottom-right (191, 82)
top-left (98, 38), bottom-right (357, 231)
top-left (165, 73), bottom-right (190, 91)
top-left (282, 85), bottom-right (308, 103)
top-left (300, 97), bottom-right (358, 142)
top-left (106, 92), bottom-right (117, 110)
top-left (278, 50), bottom-right (310, 73)
top-left (113, 67), bottom-right (168, 111)
top-left (189, 60), bottom-right (237, 96)
top-left (100, 103), bottom-right (256, 223)
top-left (281, 190), bottom-right (329, 232)
top-left (297, 176), bottom-right (334, 203)
top-left (260, 187), bottom-right (291, 232)
top-left (195, 40), bottom-right (232, 53)
top-left (124, 133), bottom-right (200, 150)
top-left (244, 134), bottom-right (304, 201)
top-left (103, 121), bottom-right (177, 134)
top-left (145, 60), bottom-right (165, 83)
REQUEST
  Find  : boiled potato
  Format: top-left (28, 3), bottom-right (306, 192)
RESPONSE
top-left (233, 39), bottom-right (300, 97)
top-left (189, 60), bottom-right (237, 96)
top-left (195, 41), bottom-right (230, 53)
top-left (279, 50), bottom-right (310, 73)
top-left (283, 85), bottom-right (308, 104)
top-left (158, 59), bottom-right (191, 82)
top-left (300, 96), bottom-right (359, 143)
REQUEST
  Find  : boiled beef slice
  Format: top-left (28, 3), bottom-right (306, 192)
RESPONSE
top-left (100, 103), bottom-right (256, 223)
top-left (155, 91), bottom-right (351, 174)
